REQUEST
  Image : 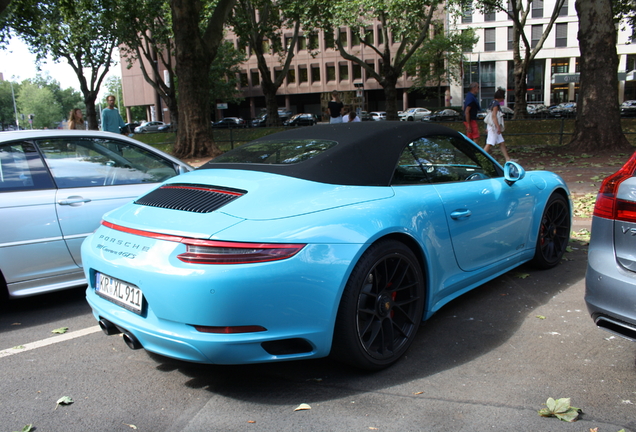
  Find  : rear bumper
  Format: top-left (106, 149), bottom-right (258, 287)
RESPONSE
top-left (585, 216), bottom-right (636, 340)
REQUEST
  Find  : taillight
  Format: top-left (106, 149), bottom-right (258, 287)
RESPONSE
top-left (593, 151), bottom-right (636, 220)
top-left (176, 239), bottom-right (305, 264)
top-left (101, 221), bottom-right (305, 265)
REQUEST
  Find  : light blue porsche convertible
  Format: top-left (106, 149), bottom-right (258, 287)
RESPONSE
top-left (82, 122), bottom-right (571, 370)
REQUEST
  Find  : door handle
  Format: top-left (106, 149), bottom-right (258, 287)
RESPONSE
top-left (450, 209), bottom-right (472, 219)
top-left (58, 196), bottom-right (92, 206)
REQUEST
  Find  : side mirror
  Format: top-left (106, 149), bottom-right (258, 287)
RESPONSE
top-left (503, 161), bottom-right (525, 185)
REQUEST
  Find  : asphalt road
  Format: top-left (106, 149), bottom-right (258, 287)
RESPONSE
top-left (2, 222), bottom-right (636, 432)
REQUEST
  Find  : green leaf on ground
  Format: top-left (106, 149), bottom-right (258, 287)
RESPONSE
top-left (55, 396), bottom-right (74, 410)
top-left (538, 397), bottom-right (581, 422)
top-left (51, 327), bottom-right (69, 334)
top-left (536, 315), bottom-right (546, 320)
top-left (13, 424), bottom-right (34, 432)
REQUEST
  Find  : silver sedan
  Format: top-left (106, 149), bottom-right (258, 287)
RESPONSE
top-left (0, 130), bottom-right (192, 299)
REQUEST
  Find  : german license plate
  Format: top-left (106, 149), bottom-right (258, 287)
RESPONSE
top-left (95, 272), bottom-right (143, 314)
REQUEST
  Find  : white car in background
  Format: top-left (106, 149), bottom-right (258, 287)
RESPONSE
top-left (370, 111), bottom-right (387, 121)
top-left (399, 107), bottom-right (432, 121)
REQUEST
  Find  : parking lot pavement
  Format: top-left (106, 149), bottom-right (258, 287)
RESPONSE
top-left (164, 242), bottom-right (635, 432)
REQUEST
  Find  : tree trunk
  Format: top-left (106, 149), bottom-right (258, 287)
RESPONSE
top-left (569, 0), bottom-right (631, 153)
top-left (513, 60), bottom-right (528, 119)
top-left (84, 94), bottom-right (99, 130)
top-left (170, 0), bottom-right (229, 159)
top-left (263, 82), bottom-right (281, 126)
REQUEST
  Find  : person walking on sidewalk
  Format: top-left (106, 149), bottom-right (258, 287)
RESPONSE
top-left (463, 82), bottom-right (481, 142)
top-left (484, 88), bottom-right (511, 162)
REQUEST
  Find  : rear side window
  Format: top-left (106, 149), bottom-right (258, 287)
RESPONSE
top-left (392, 135), bottom-right (501, 185)
top-left (37, 138), bottom-right (179, 188)
top-left (211, 139), bottom-right (338, 165)
top-left (0, 142), bottom-right (54, 192)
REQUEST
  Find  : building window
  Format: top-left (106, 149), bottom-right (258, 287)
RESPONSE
top-left (324, 30), bottom-right (335, 49)
top-left (462, 29), bottom-right (472, 52)
top-left (365, 60), bottom-right (375, 80)
top-left (507, 27), bottom-right (514, 50)
top-left (287, 68), bottom-right (296, 84)
top-left (326, 64), bottom-right (336, 82)
top-left (531, 24), bottom-right (542, 48)
top-left (298, 35), bottom-right (307, 51)
top-left (484, 28), bottom-right (496, 51)
top-left (484, 10), bottom-right (496, 21)
top-left (339, 63), bottom-right (349, 81)
top-left (339, 30), bottom-right (348, 47)
top-left (250, 70), bottom-right (260, 86)
top-left (559, 1), bottom-right (568, 16)
top-left (627, 55), bottom-right (636, 72)
top-left (551, 58), bottom-right (569, 74)
top-left (274, 68), bottom-right (283, 81)
top-left (555, 23), bottom-right (567, 47)
top-left (240, 72), bottom-right (248, 88)
top-left (532, 0), bottom-right (543, 18)
top-left (311, 65), bottom-right (321, 83)
top-left (309, 33), bottom-right (319, 50)
top-left (462, 8), bottom-right (472, 24)
top-left (262, 39), bottom-right (270, 54)
top-left (378, 27), bottom-right (384, 45)
top-left (351, 30), bottom-right (360, 46)
top-left (364, 27), bottom-right (374, 45)
top-left (299, 66), bottom-right (308, 83)
top-left (285, 35), bottom-right (293, 50)
top-left (353, 64), bottom-right (362, 80)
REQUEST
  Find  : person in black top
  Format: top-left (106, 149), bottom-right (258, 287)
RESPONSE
top-left (327, 91), bottom-right (344, 123)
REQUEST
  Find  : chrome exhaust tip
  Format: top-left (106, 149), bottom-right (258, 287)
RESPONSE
top-left (122, 331), bottom-right (142, 350)
top-left (99, 318), bottom-right (122, 336)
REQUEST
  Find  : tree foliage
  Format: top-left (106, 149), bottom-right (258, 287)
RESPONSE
top-left (309, 0), bottom-right (442, 120)
top-left (169, 0), bottom-right (236, 159)
top-left (464, 0), bottom-right (565, 118)
top-left (406, 26), bottom-right (477, 107)
top-left (17, 80), bottom-right (63, 129)
top-left (0, 80), bottom-right (18, 129)
top-left (230, 0), bottom-right (302, 126)
top-left (115, 0), bottom-right (178, 126)
top-left (4, 0), bottom-right (120, 129)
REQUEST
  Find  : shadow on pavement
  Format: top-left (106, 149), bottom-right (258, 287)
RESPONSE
top-left (146, 243), bottom-right (590, 404)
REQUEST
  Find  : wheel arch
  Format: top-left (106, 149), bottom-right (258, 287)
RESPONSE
top-left (365, 232), bottom-right (431, 316)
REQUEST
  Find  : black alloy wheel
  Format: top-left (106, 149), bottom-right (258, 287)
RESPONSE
top-left (331, 240), bottom-right (425, 370)
top-left (531, 193), bottom-right (571, 269)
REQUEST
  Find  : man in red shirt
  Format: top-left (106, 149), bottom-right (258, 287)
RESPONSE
top-left (463, 82), bottom-right (481, 141)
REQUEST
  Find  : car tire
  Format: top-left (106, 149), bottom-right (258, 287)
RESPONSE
top-left (531, 193), bottom-right (570, 269)
top-left (407, 117), bottom-right (414, 121)
top-left (331, 239), bottom-right (425, 370)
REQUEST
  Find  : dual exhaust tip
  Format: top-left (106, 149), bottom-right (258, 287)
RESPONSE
top-left (98, 318), bottom-right (142, 350)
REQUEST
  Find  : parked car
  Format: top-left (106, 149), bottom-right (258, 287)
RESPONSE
top-left (278, 109), bottom-right (293, 122)
top-left (427, 109), bottom-right (461, 122)
top-left (0, 130), bottom-right (193, 300)
top-left (549, 102), bottom-right (576, 118)
top-left (212, 117), bottom-right (247, 128)
top-left (134, 121), bottom-right (166, 133)
top-left (157, 124), bottom-right (174, 132)
top-left (81, 122), bottom-right (570, 370)
top-left (500, 106), bottom-right (515, 119)
top-left (620, 100), bottom-right (636, 117)
top-left (252, 115), bottom-right (267, 127)
top-left (527, 104), bottom-right (549, 118)
top-left (121, 122), bottom-right (141, 134)
top-left (284, 113), bottom-right (318, 126)
top-left (370, 111), bottom-right (386, 121)
top-left (359, 111), bottom-right (372, 121)
top-left (399, 108), bottom-right (432, 122)
top-left (586, 151), bottom-right (636, 343)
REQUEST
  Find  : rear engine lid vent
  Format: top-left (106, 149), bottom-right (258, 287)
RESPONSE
top-left (135, 183), bottom-right (246, 213)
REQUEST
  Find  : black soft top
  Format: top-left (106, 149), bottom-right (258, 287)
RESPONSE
top-left (199, 122), bottom-right (465, 186)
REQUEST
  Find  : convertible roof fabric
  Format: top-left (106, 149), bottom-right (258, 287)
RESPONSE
top-left (199, 122), bottom-right (464, 186)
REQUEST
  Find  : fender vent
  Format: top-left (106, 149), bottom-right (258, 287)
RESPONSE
top-left (135, 184), bottom-right (246, 213)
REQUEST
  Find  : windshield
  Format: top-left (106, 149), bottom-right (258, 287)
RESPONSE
top-left (211, 139), bottom-right (338, 165)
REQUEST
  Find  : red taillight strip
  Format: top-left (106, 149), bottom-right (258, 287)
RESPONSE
top-left (192, 325), bottom-right (267, 334)
top-left (594, 151), bottom-right (636, 220)
top-left (101, 221), bottom-right (306, 264)
top-left (159, 185), bottom-right (244, 196)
